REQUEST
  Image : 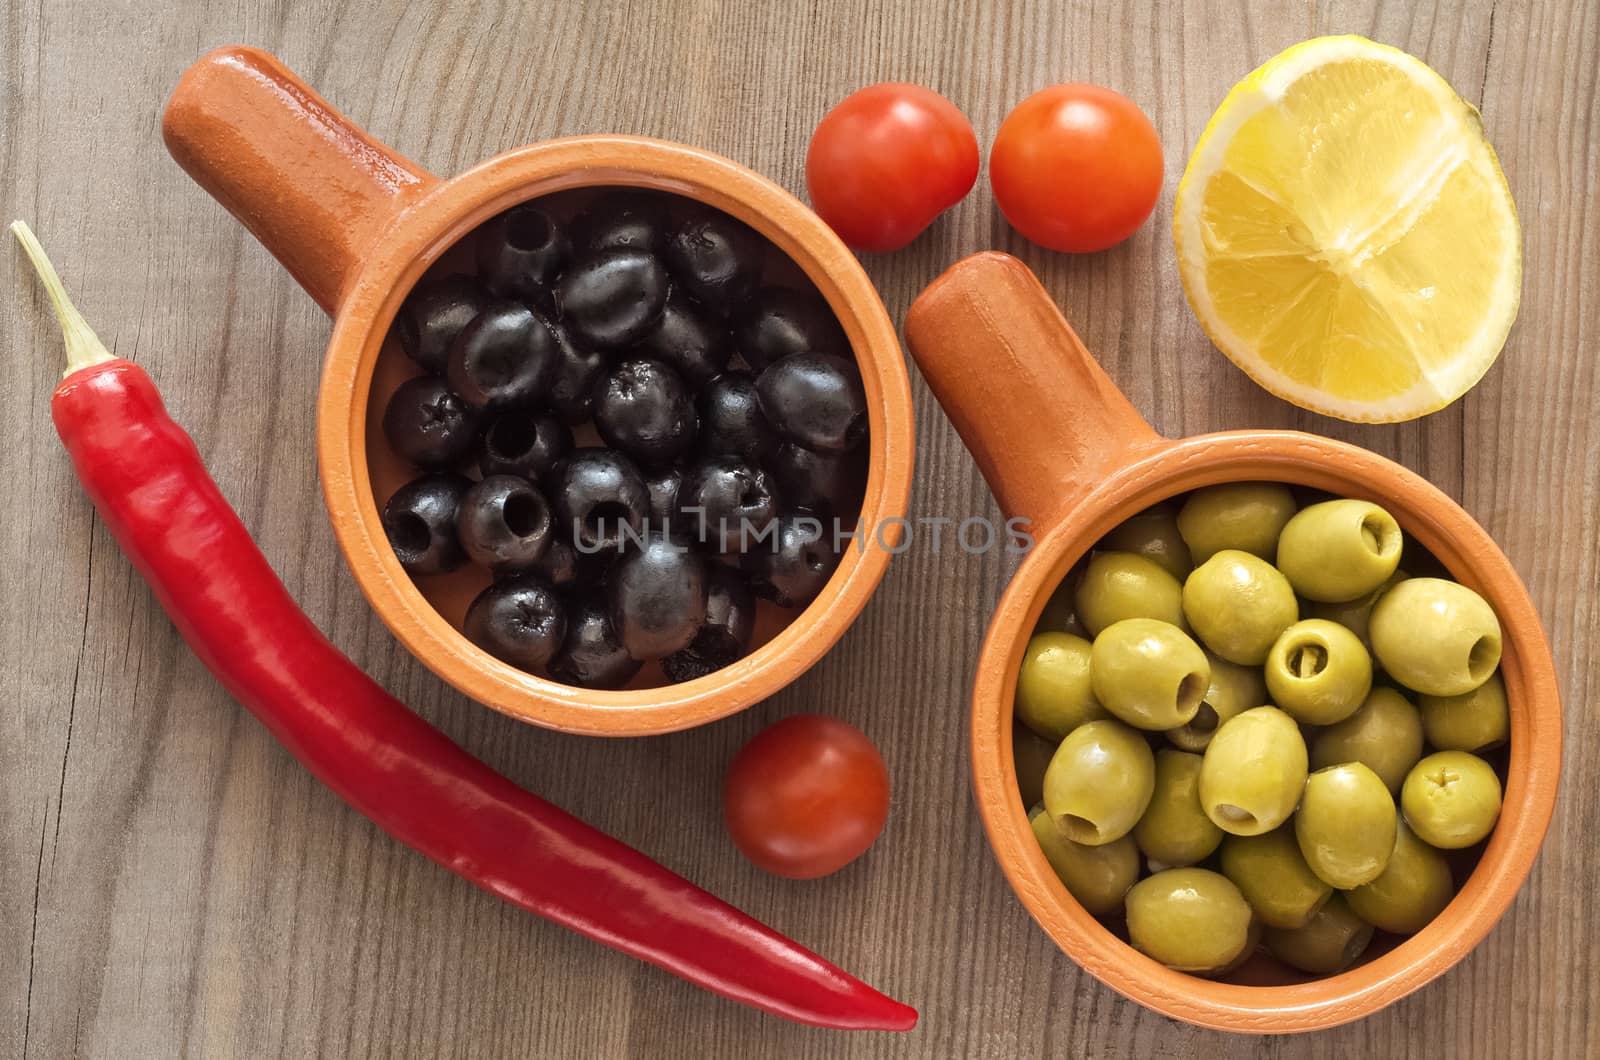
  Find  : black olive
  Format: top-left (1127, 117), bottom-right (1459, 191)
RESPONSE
top-left (395, 274), bottom-right (490, 374)
top-left (544, 319), bottom-right (610, 425)
top-left (457, 475), bottom-right (555, 574)
top-left (674, 456), bottom-right (780, 554)
top-left (549, 591), bottom-right (644, 689)
top-left (633, 290), bottom-right (731, 387)
top-left (382, 375), bottom-right (483, 470)
top-left (556, 248), bottom-right (669, 349)
top-left (570, 189), bottom-right (671, 255)
top-left (522, 537), bottom-right (578, 588)
top-left (478, 411), bottom-right (572, 481)
top-left (769, 441), bottom-right (865, 517)
top-left (732, 286), bottom-right (849, 370)
top-left (741, 511), bottom-right (839, 607)
top-left (697, 370), bottom-right (777, 464)
top-left (755, 353), bottom-right (868, 453)
top-left (664, 211), bottom-right (763, 313)
top-left (645, 468), bottom-right (683, 534)
top-left (382, 473), bottom-right (471, 575)
top-left (446, 302), bottom-right (558, 409)
top-left (476, 204), bottom-right (570, 301)
top-left (608, 534), bottom-right (709, 659)
top-left (662, 566), bottom-right (756, 682)
top-left (594, 359), bottom-right (698, 468)
top-left (550, 448), bottom-right (649, 553)
top-left (464, 576), bottom-right (566, 672)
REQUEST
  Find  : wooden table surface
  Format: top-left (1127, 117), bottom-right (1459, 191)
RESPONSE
top-left (4, 1), bottom-right (1597, 1056)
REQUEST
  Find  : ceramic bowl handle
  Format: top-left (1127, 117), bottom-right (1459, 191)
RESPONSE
top-left (904, 252), bottom-right (1165, 534)
top-left (162, 46), bottom-right (437, 315)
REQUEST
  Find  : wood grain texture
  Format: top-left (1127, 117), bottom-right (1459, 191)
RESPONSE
top-left (1, 0), bottom-right (1595, 1056)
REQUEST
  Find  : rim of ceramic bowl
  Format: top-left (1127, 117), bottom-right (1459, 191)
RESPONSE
top-left (971, 430), bottom-right (1562, 1033)
top-left (317, 136), bottom-right (914, 735)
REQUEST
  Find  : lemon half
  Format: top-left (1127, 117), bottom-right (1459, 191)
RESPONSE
top-left (1174, 36), bottom-right (1521, 422)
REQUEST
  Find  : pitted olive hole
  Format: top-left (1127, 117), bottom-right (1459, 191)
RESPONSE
top-left (1288, 642), bottom-right (1328, 679)
top-left (1188, 702), bottom-right (1220, 735)
top-left (739, 484), bottom-right (763, 507)
top-left (583, 501), bottom-right (632, 542)
top-left (487, 417), bottom-right (538, 459)
top-left (1468, 634), bottom-right (1500, 681)
top-left (475, 347), bottom-right (516, 384)
top-left (1216, 804), bottom-right (1257, 828)
top-left (503, 492), bottom-right (546, 538)
top-left (1359, 514), bottom-right (1401, 558)
top-left (1060, 815), bottom-right (1099, 843)
top-left (390, 512), bottom-right (431, 554)
top-left (506, 210), bottom-right (552, 251)
top-left (1176, 671), bottom-right (1206, 715)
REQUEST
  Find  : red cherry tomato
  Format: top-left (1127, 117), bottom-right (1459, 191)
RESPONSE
top-left (723, 714), bottom-right (890, 879)
top-left (806, 83), bottom-right (979, 253)
top-left (990, 83), bottom-right (1163, 253)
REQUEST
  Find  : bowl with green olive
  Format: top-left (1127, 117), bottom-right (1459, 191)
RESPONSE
top-left (905, 252), bottom-right (1561, 1033)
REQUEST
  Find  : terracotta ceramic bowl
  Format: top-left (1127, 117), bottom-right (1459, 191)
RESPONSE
top-left (904, 252), bottom-right (1561, 1033)
top-left (161, 46), bottom-right (913, 735)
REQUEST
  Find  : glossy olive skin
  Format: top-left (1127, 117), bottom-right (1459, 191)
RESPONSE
top-left (1029, 806), bottom-right (1140, 916)
top-left (1167, 652), bottom-right (1267, 752)
top-left (732, 285), bottom-right (849, 370)
top-left (1074, 551), bottom-right (1187, 636)
top-left (1182, 549), bottom-right (1299, 665)
top-left (382, 375), bottom-right (483, 470)
top-left (1305, 569), bottom-right (1408, 647)
top-left (1218, 827), bottom-right (1332, 929)
top-left (741, 512), bottom-right (839, 607)
top-left (673, 456), bottom-right (780, 553)
top-left (1014, 726), bottom-right (1055, 809)
top-left (395, 274), bottom-right (489, 374)
top-left (446, 302), bottom-right (558, 409)
top-left (1015, 632), bottom-right (1106, 742)
top-left (463, 577), bottom-right (567, 671)
top-left (556, 248), bottom-right (670, 348)
top-left (528, 537), bottom-right (581, 589)
top-left (1263, 893), bottom-right (1374, 975)
top-left (697, 371), bottom-right (778, 465)
top-left (1277, 499), bottom-right (1404, 602)
top-left (1346, 822), bottom-right (1453, 934)
top-left (478, 411), bottom-right (572, 481)
top-left (456, 475), bottom-right (555, 574)
top-left (1100, 503), bottom-right (1193, 581)
top-left (1134, 750), bottom-right (1224, 868)
top-left (1090, 618), bottom-right (1208, 731)
top-left (1042, 719), bottom-right (1155, 845)
top-left (664, 211), bottom-right (764, 313)
top-left (594, 359), bottom-right (699, 468)
top-left (1310, 687), bottom-right (1423, 794)
top-left (570, 190), bottom-right (670, 255)
top-left (1401, 751), bottom-right (1502, 848)
top-left (1176, 482), bottom-right (1297, 564)
top-left (1034, 576), bottom-right (1087, 636)
top-left (549, 591), bottom-right (643, 689)
top-left (543, 320), bottom-right (610, 425)
top-left (1296, 763), bottom-right (1396, 888)
top-left (644, 468), bottom-right (682, 533)
top-left (1265, 619), bottom-right (1374, 725)
top-left (755, 353), bottom-right (869, 453)
top-left (1420, 672), bottom-right (1510, 752)
top-left (661, 566), bottom-right (757, 682)
top-left (1126, 868), bottom-right (1254, 974)
top-left (382, 473), bottom-right (470, 575)
top-left (769, 441), bottom-right (864, 517)
top-left (607, 534), bottom-right (709, 659)
top-left (476, 203), bottom-right (569, 300)
top-left (1199, 706), bottom-right (1308, 836)
top-left (550, 448), bottom-right (649, 552)
top-left (635, 290), bottom-right (733, 387)
top-left (1370, 577), bottom-right (1503, 696)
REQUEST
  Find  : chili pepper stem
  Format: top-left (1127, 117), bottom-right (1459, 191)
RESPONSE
top-left (10, 220), bottom-right (116, 377)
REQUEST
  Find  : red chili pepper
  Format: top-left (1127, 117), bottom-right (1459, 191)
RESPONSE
top-left (12, 220), bottom-right (916, 1033)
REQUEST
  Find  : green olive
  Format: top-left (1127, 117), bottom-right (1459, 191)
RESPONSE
top-left (1134, 750), bottom-right (1224, 868)
top-left (1015, 632), bottom-right (1106, 742)
top-left (1310, 687), bottom-right (1424, 794)
top-left (1182, 550), bottom-right (1299, 665)
top-left (1276, 499), bottom-right (1404, 602)
top-left (1400, 750), bottom-right (1502, 848)
top-left (1090, 619), bottom-right (1209, 730)
top-left (1029, 805), bottom-right (1141, 916)
top-left (1264, 619), bottom-right (1373, 725)
top-left (1218, 827), bottom-right (1332, 929)
top-left (1167, 652), bottom-right (1268, 752)
top-left (1014, 725), bottom-right (1057, 810)
top-left (1043, 719), bottom-right (1156, 845)
top-left (1346, 822), bottom-right (1454, 934)
top-left (1035, 576), bottom-right (1088, 636)
top-left (1295, 763), bottom-right (1396, 888)
top-left (1199, 706), bottom-right (1308, 836)
top-left (1305, 569), bottom-right (1408, 647)
top-left (1263, 893), bottom-right (1374, 975)
top-left (1176, 482), bottom-right (1298, 564)
top-left (1073, 551), bottom-right (1187, 636)
top-left (1100, 503), bottom-right (1193, 581)
top-left (1420, 672), bottom-right (1509, 752)
top-left (1126, 867), bottom-right (1254, 974)
top-left (1370, 578), bottom-right (1503, 697)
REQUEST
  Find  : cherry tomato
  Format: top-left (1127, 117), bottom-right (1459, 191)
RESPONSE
top-left (990, 83), bottom-right (1163, 253)
top-left (806, 83), bottom-right (979, 253)
top-left (723, 714), bottom-right (890, 879)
